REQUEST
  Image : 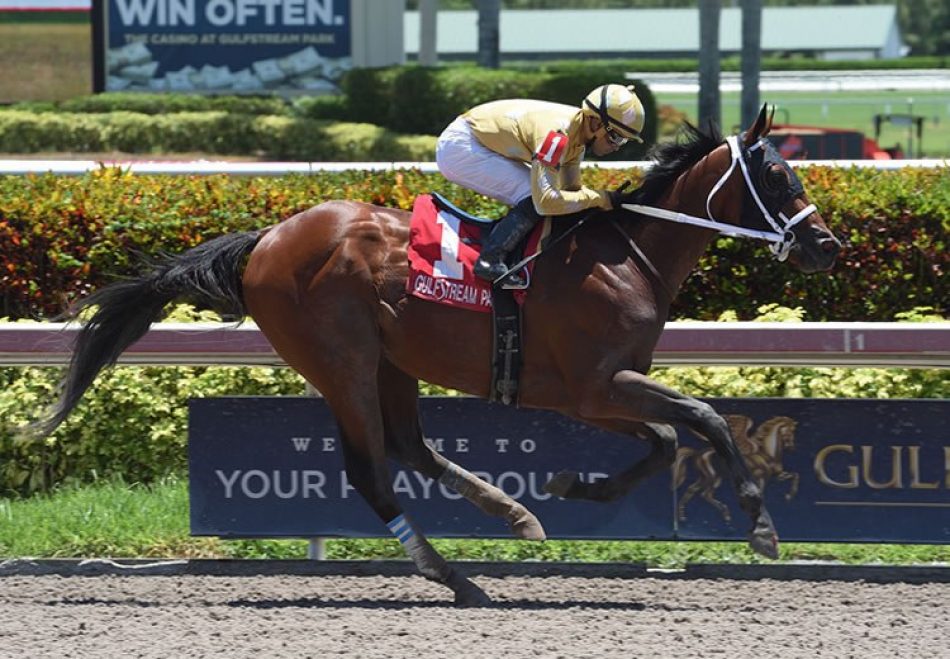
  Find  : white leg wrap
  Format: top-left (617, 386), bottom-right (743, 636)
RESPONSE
top-left (438, 462), bottom-right (479, 498)
top-left (386, 513), bottom-right (416, 545)
top-left (387, 513), bottom-right (450, 581)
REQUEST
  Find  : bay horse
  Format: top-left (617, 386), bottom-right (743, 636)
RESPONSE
top-left (33, 105), bottom-right (839, 606)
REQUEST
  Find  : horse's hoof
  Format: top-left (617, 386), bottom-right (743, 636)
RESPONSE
top-left (748, 511), bottom-right (780, 559)
top-left (454, 583), bottom-right (493, 607)
top-left (543, 471), bottom-right (579, 498)
top-left (749, 531), bottom-right (780, 559)
top-left (510, 509), bottom-right (546, 541)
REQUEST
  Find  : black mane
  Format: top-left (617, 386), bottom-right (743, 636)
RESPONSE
top-left (632, 121), bottom-right (724, 204)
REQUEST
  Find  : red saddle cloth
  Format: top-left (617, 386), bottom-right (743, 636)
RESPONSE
top-left (406, 194), bottom-right (545, 313)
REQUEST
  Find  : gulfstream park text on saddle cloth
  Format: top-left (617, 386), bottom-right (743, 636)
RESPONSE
top-left (406, 194), bottom-right (544, 311)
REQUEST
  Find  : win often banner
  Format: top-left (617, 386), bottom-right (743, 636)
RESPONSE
top-left (98, 0), bottom-right (351, 93)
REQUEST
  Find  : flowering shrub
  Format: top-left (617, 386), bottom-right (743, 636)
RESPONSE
top-left (0, 166), bottom-right (944, 321)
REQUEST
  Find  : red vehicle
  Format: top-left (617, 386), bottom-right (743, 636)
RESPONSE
top-left (769, 125), bottom-right (902, 160)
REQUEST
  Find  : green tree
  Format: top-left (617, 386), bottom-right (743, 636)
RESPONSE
top-left (698, 0), bottom-right (722, 129)
top-left (898, 0), bottom-right (950, 55)
top-left (740, 0), bottom-right (762, 130)
top-left (477, 0), bottom-right (501, 68)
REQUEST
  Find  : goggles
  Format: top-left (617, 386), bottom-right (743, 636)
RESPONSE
top-left (604, 126), bottom-right (629, 147)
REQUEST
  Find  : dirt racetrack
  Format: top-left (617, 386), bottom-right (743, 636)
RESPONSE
top-left (1, 561), bottom-right (947, 658)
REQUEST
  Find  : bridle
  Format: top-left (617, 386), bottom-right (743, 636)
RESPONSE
top-left (503, 134), bottom-right (818, 298)
top-left (622, 135), bottom-right (818, 262)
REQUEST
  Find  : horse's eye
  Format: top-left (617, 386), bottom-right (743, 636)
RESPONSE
top-left (767, 166), bottom-right (787, 187)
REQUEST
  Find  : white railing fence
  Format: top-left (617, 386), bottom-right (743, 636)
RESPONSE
top-left (0, 159), bottom-right (946, 177)
top-left (1, 322), bottom-right (947, 368)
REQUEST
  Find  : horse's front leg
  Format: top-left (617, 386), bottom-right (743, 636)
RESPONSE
top-left (544, 420), bottom-right (677, 502)
top-left (576, 369), bottom-right (779, 559)
top-left (776, 470), bottom-right (799, 500)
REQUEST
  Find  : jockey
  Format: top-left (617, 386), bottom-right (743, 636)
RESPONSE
top-left (436, 83), bottom-right (645, 285)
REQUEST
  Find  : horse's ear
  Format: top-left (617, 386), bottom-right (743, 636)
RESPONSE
top-left (743, 103), bottom-right (770, 146)
top-left (763, 104), bottom-right (775, 137)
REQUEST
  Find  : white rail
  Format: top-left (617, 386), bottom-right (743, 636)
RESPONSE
top-left (0, 159), bottom-right (946, 176)
top-left (1, 322), bottom-right (946, 368)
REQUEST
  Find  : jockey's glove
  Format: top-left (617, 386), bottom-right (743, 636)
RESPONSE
top-left (607, 181), bottom-right (637, 210)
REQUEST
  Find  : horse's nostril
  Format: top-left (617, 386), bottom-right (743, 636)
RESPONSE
top-left (819, 236), bottom-right (840, 255)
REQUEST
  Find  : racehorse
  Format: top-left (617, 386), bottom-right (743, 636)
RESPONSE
top-left (673, 415), bottom-right (799, 522)
top-left (32, 105), bottom-right (839, 606)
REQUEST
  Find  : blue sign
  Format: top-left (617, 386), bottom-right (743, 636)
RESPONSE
top-left (103, 0), bottom-right (351, 93)
top-left (188, 397), bottom-right (950, 543)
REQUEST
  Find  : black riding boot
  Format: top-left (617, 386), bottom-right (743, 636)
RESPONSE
top-left (474, 197), bottom-right (541, 285)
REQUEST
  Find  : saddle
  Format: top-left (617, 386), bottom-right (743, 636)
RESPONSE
top-left (406, 193), bottom-right (548, 310)
top-left (406, 193), bottom-right (551, 406)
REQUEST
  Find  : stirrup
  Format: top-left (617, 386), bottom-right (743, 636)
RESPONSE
top-left (474, 259), bottom-right (507, 282)
top-left (497, 268), bottom-right (528, 290)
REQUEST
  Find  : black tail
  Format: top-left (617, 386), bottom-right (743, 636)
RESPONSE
top-left (31, 231), bottom-right (262, 437)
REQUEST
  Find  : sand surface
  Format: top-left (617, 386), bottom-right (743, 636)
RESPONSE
top-left (1, 569), bottom-right (946, 658)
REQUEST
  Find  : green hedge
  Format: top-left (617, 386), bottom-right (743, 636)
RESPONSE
top-left (1, 92), bottom-right (336, 118)
top-left (1, 92), bottom-right (290, 117)
top-left (0, 65), bottom-right (657, 160)
top-left (697, 166), bottom-right (948, 321)
top-left (0, 111), bottom-right (437, 160)
top-left (0, 305), bottom-right (943, 497)
top-left (505, 55), bottom-right (950, 73)
top-left (0, 166), bottom-right (944, 322)
top-left (341, 65), bottom-right (657, 159)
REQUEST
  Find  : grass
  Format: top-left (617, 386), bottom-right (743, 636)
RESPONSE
top-left (0, 23), bottom-right (91, 103)
top-left (1, 476), bottom-right (948, 567)
top-left (657, 90), bottom-right (950, 158)
top-left (0, 21), bottom-right (948, 157)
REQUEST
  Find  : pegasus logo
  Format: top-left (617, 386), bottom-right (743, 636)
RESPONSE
top-left (291, 436), bottom-right (312, 452)
top-left (673, 415), bottom-right (799, 523)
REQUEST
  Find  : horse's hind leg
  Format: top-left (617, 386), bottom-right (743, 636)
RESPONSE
top-left (677, 479), bottom-right (703, 521)
top-left (314, 370), bottom-right (488, 605)
top-left (333, 413), bottom-right (488, 605)
top-left (699, 478), bottom-right (732, 522)
top-left (675, 477), bottom-right (731, 521)
top-left (544, 421), bottom-right (677, 502)
top-left (247, 307), bottom-right (489, 605)
top-left (378, 359), bottom-right (545, 540)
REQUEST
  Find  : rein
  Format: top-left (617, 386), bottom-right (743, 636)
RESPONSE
top-left (622, 135), bottom-right (818, 262)
top-left (609, 218), bottom-right (677, 302)
top-left (495, 209), bottom-right (598, 285)
top-left (504, 210), bottom-right (678, 303)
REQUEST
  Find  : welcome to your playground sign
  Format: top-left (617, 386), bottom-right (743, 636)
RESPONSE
top-left (189, 397), bottom-right (949, 545)
top-left (91, 0), bottom-right (352, 94)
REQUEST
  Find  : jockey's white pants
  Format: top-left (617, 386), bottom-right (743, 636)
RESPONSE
top-left (435, 116), bottom-right (532, 208)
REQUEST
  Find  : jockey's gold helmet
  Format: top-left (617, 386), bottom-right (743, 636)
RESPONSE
top-left (581, 84), bottom-right (645, 143)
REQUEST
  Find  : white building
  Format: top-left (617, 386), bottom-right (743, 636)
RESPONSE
top-left (405, 5), bottom-right (907, 62)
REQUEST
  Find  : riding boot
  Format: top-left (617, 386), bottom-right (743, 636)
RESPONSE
top-left (474, 197), bottom-right (541, 285)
